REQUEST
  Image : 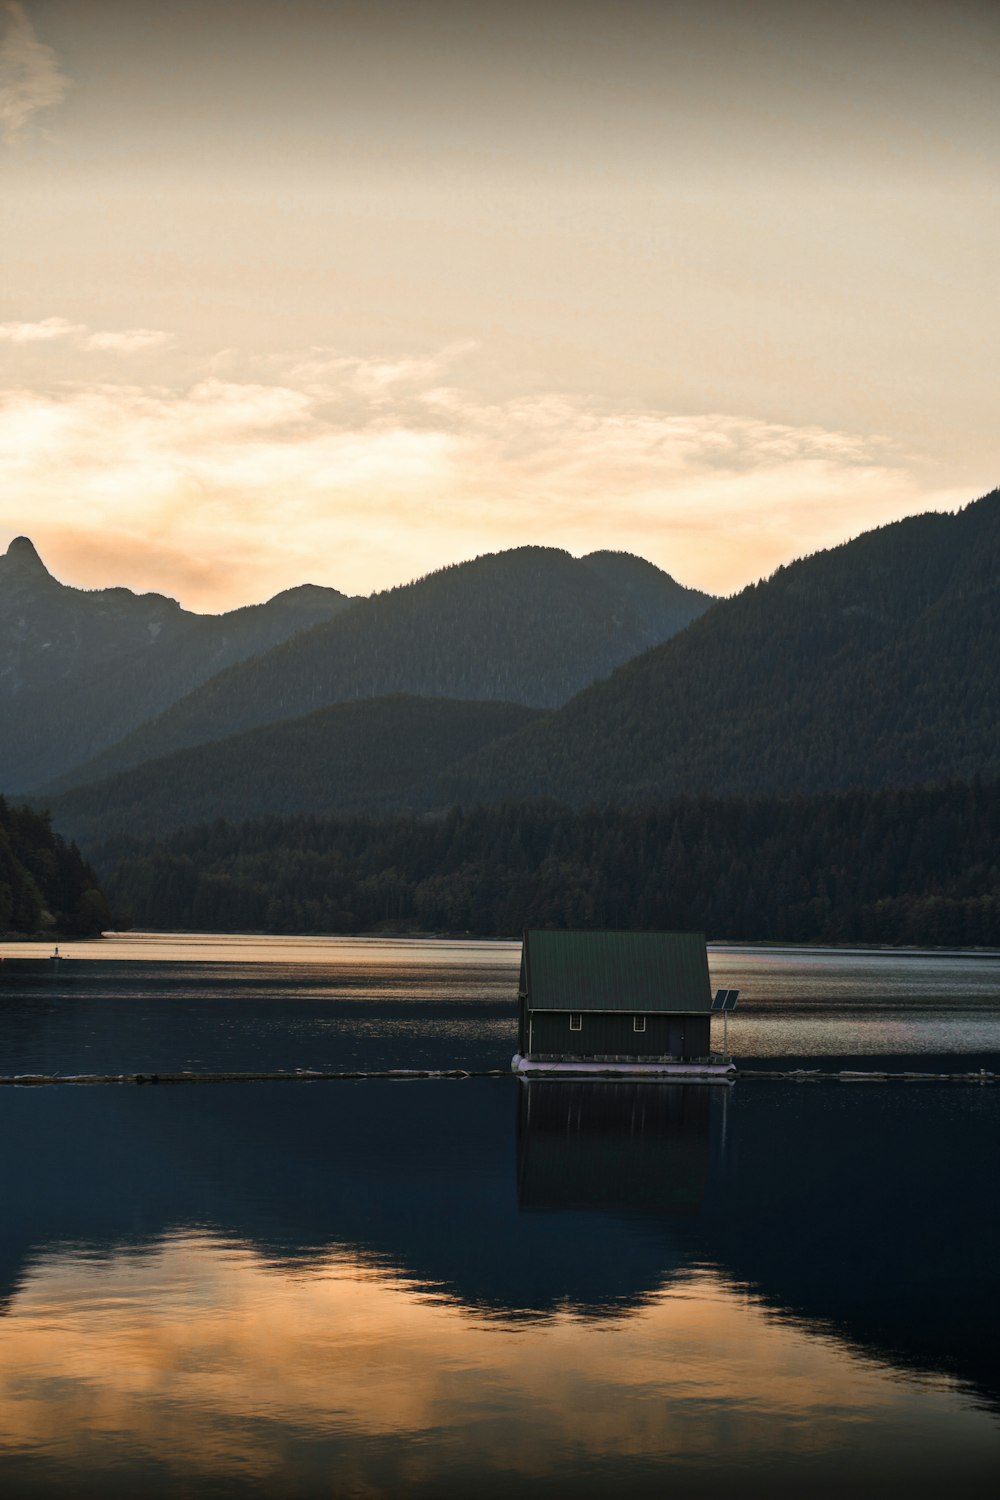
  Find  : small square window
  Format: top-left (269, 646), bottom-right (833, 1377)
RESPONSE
top-left (633, 1016), bottom-right (646, 1032)
top-left (569, 1013), bottom-right (582, 1031)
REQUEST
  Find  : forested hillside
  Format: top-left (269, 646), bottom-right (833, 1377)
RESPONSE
top-left (0, 798), bottom-right (111, 937)
top-left (98, 781), bottom-right (1000, 947)
top-left (45, 697), bottom-right (543, 844)
top-left (0, 537), bottom-right (350, 792)
top-left (57, 547), bottom-right (713, 785)
top-left (446, 491), bottom-right (1000, 804)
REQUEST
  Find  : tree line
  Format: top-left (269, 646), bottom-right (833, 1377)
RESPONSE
top-left (96, 779), bottom-right (1000, 946)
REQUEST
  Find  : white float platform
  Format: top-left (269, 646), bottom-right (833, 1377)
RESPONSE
top-left (511, 1053), bottom-right (735, 1081)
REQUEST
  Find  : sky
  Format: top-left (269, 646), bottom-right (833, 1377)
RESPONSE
top-left (1, 0), bottom-right (997, 610)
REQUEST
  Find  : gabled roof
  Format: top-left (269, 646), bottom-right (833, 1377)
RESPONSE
top-left (521, 930), bottom-right (712, 1014)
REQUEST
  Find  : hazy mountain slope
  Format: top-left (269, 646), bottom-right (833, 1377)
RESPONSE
top-left (443, 491), bottom-right (1000, 804)
top-left (44, 697), bottom-right (544, 846)
top-left (54, 547), bottom-right (713, 785)
top-left (0, 538), bottom-right (350, 791)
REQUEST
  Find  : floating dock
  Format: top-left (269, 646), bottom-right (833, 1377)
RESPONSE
top-left (511, 1052), bottom-right (736, 1081)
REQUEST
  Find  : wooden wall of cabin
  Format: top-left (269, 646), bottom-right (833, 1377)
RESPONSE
top-left (526, 1012), bottom-right (711, 1061)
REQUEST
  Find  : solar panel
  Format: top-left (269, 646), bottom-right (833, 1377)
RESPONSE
top-left (712, 990), bottom-right (727, 1012)
top-left (723, 989), bottom-right (740, 1012)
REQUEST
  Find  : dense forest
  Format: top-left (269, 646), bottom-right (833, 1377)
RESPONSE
top-left (98, 780), bottom-right (1000, 947)
top-left (0, 798), bottom-right (112, 937)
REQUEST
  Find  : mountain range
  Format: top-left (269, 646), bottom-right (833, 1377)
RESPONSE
top-left (0, 537), bottom-right (351, 791)
top-left (4, 491), bottom-right (999, 861)
top-left (445, 489), bottom-right (1000, 805)
top-left (45, 546), bottom-right (713, 788)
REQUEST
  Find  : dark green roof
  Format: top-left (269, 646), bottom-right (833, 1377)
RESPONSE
top-left (521, 930), bottom-right (711, 1014)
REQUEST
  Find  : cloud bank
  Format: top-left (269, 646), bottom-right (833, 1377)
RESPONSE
top-left (0, 317), bottom-right (173, 353)
top-left (0, 1), bottom-right (68, 140)
top-left (0, 337), bottom-right (967, 611)
top-left (0, 316), bottom-right (85, 344)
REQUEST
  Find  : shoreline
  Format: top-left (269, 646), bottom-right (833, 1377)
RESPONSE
top-left (3, 929), bottom-right (1000, 961)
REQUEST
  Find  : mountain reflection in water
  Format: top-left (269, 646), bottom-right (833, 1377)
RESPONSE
top-left (0, 1078), bottom-right (997, 1496)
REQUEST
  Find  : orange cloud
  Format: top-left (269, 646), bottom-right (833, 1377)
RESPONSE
top-left (0, 338), bottom-right (970, 610)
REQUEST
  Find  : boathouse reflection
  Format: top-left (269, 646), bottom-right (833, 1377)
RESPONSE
top-left (517, 1081), bottom-right (714, 1216)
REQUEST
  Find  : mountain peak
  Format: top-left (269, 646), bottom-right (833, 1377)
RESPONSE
top-left (4, 536), bottom-right (50, 575)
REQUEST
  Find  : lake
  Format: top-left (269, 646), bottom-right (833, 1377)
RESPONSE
top-left (1, 935), bottom-right (998, 1495)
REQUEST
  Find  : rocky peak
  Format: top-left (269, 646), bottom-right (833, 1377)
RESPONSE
top-left (2, 535), bottom-right (52, 580)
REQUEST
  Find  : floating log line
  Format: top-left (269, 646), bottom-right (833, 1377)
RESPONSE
top-left (736, 1067), bottom-right (997, 1084)
top-left (0, 1068), bottom-right (510, 1086)
top-left (0, 1067), bottom-right (995, 1086)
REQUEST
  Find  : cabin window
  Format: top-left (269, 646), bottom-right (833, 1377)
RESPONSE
top-left (569, 1013), bottom-right (582, 1031)
top-left (633, 1016), bottom-right (646, 1033)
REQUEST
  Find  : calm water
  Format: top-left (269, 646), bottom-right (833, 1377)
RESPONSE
top-left (1, 932), bottom-right (999, 1073)
top-left (1, 935), bottom-right (998, 1495)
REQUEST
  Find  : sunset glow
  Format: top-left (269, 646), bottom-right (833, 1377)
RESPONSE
top-left (2, 0), bottom-right (995, 608)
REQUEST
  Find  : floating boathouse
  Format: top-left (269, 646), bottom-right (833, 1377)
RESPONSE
top-left (512, 929), bottom-right (733, 1078)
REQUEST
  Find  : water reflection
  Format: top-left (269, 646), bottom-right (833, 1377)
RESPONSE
top-left (3, 936), bottom-right (999, 1076)
top-left (0, 957), bottom-right (519, 1076)
top-left (518, 1081), bottom-right (712, 1215)
top-left (0, 932), bottom-right (521, 965)
top-left (708, 945), bottom-right (1000, 1062)
top-left (0, 1081), bottom-right (998, 1495)
top-left (2, 1233), bottom-right (996, 1499)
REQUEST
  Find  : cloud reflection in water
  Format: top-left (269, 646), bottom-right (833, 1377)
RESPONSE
top-left (0, 1231), bottom-right (992, 1498)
